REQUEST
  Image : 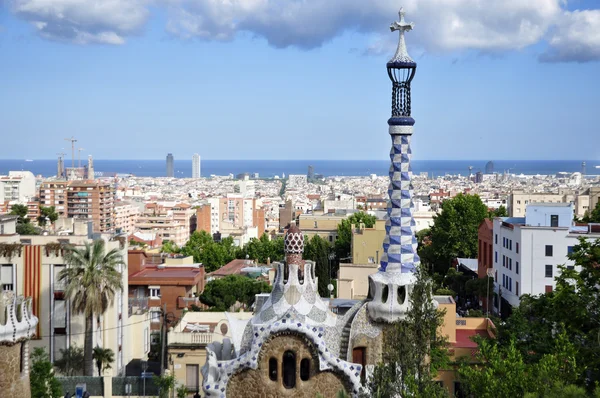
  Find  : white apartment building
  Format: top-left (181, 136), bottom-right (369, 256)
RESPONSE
top-left (508, 191), bottom-right (578, 218)
top-left (114, 202), bottom-right (141, 234)
top-left (492, 203), bottom-right (600, 309)
top-left (0, 171), bottom-right (36, 203)
top-left (0, 217), bottom-right (149, 374)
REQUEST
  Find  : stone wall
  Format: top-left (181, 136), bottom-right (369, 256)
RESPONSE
top-left (0, 342), bottom-right (31, 398)
top-left (227, 334), bottom-right (350, 398)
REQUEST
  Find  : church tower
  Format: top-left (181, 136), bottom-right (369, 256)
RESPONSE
top-left (367, 8), bottom-right (420, 323)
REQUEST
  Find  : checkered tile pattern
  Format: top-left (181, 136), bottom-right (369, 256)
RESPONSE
top-left (380, 131), bottom-right (420, 273)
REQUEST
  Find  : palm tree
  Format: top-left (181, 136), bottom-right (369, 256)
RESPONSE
top-left (92, 346), bottom-right (115, 376)
top-left (58, 240), bottom-right (124, 376)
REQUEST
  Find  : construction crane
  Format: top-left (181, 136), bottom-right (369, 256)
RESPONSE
top-left (64, 137), bottom-right (77, 169)
top-left (78, 147), bottom-right (85, 168)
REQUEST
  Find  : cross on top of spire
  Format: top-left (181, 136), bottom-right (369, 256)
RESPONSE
top-left (390, 7), bottom-right (413, 34)
top-left (388, 7), bottom-right (415, 66)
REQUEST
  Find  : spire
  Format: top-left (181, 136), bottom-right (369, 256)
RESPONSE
top-left (367, 8), bottom-right (419, 323)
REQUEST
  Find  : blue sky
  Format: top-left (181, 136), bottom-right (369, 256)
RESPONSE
top-left (1, 0), bottom-right (599, 161)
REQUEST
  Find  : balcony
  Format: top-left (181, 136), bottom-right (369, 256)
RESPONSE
top-left (168, 331), bottom-right (214, 346)
top-left (177, 296), bottom-right (201, 309)
top-left (128, 297), bottom-right (149, 317)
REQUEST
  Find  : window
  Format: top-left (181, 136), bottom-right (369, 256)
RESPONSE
top-left (545, 264), bottom-right (553, 278)
top-left (550, 214), bottom-right (559, 227)
top-left (329, 236), bottom-right (333, 243)
top-left (495, 234), bottom-right (498, 244)
top-left (509, 258), bottom-right (512, 271)
top-left (300, 358), bottom-right (310, 381)
top-left (149, 287), bottom-right (160, 298)
top-left (516, 262), bottom-right (519, 275)
top-left (186, 364), bottom-right (199, 391)
top-left (2, 283), bottom-right (13, 291)
top-left (545, 245), bottom-right (553, 257)
top-left (517, 200), bottom-right (521, 205)
top-left (495, 251), bottom-right (498, 263)
top-left (567, 246), bottom-right (574, 254)
top-left (516, 242), bottom-right (519, 254)
top-left (503, 237), bottom-right (506, 248)
top-left (509, 240), bottom-right (512, 250)
top-left (545, 285), bottom-right (553, 293)
top-left (516, 281), bottom-right (519, 296)
top-left (282, 351), bottom-right (296, 389)
top-left (509, 277), bottom-right (512, 292)
top-left (151, 311), bottom-right (161, 323)
top-left (269, 358), bottom-right (278, 381)
top-left (567, 265), bottom-right (575, 270)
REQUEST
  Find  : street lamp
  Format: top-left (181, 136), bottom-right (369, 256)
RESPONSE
top-left (141, 360), bottom-right (148, 397)
top-left (328, 252), bottom-right (336, 299)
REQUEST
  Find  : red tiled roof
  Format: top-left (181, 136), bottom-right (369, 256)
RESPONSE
top-left (129, 266), bottom-right (203, 286)
top-left (454, 329), bottom-right (490, 348)
top-left (209, 259), bottom-right (253, 277)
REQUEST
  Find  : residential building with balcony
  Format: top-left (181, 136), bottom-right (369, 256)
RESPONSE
top-left (0, 171), bottom-right (36, 203)
top-left (492, 203), bottom-right (600, 313)
top-left (66, 180), bottom-right (114, 233)
top-left (128, 251), bottom-right (205, 337)
top-left (114, 201), bottom-right (140, 234)
top-left (0, 217), bottom-right (145, 375)
top-left (167, 311), bottom-right (254, 395)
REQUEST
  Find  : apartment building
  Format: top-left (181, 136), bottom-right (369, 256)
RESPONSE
top-left (128, 252), bottom-right (205, 336)
top-left (508, 191), bottom-right (576, 218)
top-left (196, 196), bottom-right (265, 241)
top-left (0, 217), bottom-right (148, 374)
top-left (136, 202), bottom-right (193, 246)
top-left (114, 201), bottom-right (141, 234)
top-left (39, 180), bottom-right (115, 233)
top-left (0, 171), bottom-right (36, 203)
top-left (298, 213), bottom-right (346, 243)
top-left (492, 203), bottom-right (600, 310)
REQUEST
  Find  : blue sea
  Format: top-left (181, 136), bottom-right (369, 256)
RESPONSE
top-left (0, 159), bottom-right (597, 178)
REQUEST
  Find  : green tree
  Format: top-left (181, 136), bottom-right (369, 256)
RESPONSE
top-left (334, 212), bottom-right (377, 262)
top-left (153, 374), bottom-right (176, 398)
top-left (9, 203), bottom-right (29, 222)
top-left (498, 238), bottom-right (600, 387)
top-left (426, 194), bottom-right (488, 273)
top-left (237, 234), bottom-right (285, 265)
top-left (303, 235), bottom-right (332, 296)
top-left (579, 201), bottom-right (600, 223)
top-left (58, 240), bottom-right (125, 376)
top-left (175, 383), bottom-right (188, 398)
top-left (30, 347), bottom-right (62, 398)
top-left (488, 205), bottom-right (508, 218)
top-left (199, 274), bottom-right (272, 311)
top-left (160, 240), bottom-right (181, 254)
top-left (54, 344), bottom-right (84, 376)
top-left (364, 270), bottom-right (449, 397)
top-left (37, 206), bottom-right (59, 226)
top-left (17, 222), bottom-right (39, 235)
top-left (92, 346), bottom-right (115, 376)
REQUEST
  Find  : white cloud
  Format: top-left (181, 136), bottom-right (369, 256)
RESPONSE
top-left (4, 0), bottom-right (600, 62)
top-left (10, 0), bottom-right (149, 44)
top-left (540, 9), bottom-right (600, 62)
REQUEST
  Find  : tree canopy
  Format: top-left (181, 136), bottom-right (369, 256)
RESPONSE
top-left (303, 234), bottom-right (333, 297)
top-left (237, 233), bottom-right (285, 264)
top-left (38, 206), bottom-right (59, 226)
top-left (579, 200), bottom-right (600, 223)
top-left (30, 347), bottom-right (62, 398)
top-left (419, 194), bottom-right (488, 274)
top-left (364, 270), bottom-right (449, 397)
top-left (334, 212), bottom-right (377, 261)
top-left (199, 274), bottom-right (272, 311)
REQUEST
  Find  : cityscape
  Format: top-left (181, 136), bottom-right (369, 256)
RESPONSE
top-left (1, 2), bottom-right (600, 398)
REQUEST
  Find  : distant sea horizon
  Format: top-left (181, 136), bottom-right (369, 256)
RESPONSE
top-left (0, 159), bottom-right (598, 179)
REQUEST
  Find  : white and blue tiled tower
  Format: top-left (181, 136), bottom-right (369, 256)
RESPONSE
top-left (368, 8), bottom-right (419, 323)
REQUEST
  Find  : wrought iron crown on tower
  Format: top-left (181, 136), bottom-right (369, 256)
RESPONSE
top-left (388, 8), bottom-right (416, 120)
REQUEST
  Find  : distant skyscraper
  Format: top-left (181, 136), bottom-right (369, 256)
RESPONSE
top-left (192, 153), bottom-right (201, 178)
top-left (57, 155), bottom-right (64, 179)
top-left (166, 153), bottom-right (174, 177)
top-left (582, 161), bottom-right (586, 176)
top-left (307, 165), bottom-right (315, 180)
top-left (485, 161), bottom-right (494, 174)
top-left (87, 155), bottom-right (94, 180)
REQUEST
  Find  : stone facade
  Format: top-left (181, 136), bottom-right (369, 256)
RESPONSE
top-left (0, 342), bottom-right (31, 398)
top-left (228, 334), bottom-right (349, 398)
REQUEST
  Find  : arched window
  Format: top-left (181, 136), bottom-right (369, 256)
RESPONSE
top-left (268, 358), bottom-right (278, 381)
top-left (300, 358), bottom-right (310, 381)
top-left (282, 351), bottom-right (296, 389)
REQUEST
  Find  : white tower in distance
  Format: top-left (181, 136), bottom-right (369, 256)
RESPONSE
top-left (192, 153), bottom-right (201, 178)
